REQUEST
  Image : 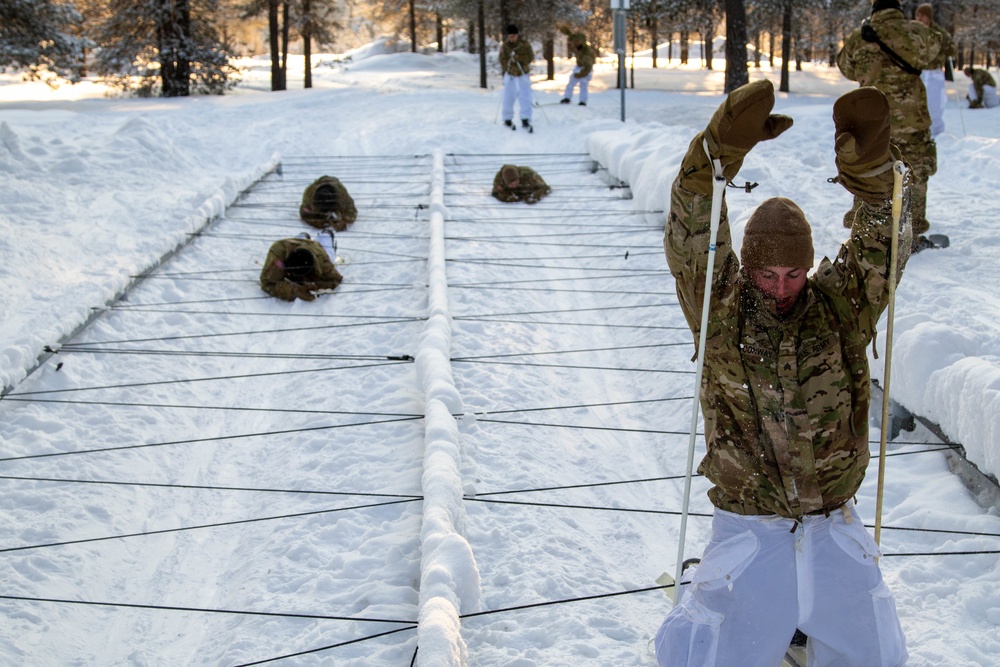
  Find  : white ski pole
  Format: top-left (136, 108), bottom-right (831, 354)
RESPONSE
top-left (673, 138), bottom-right (726, 598)
top-left (874, 159), bottom-right (906, 549)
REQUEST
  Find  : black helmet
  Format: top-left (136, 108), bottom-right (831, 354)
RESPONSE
top-left (506, 24), bottom-right (519, 35)
top-left (313, 183), bottom-right (339, 213)
top-left (284, 247), bottom-right (315, 279)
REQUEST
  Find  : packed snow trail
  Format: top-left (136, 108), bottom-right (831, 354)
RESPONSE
top-left (441, 152), bottom-right (698, 664)
top-left (0, 156), bottom-right (434, 665)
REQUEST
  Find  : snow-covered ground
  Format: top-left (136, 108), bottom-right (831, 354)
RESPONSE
top-left (1, 48), bottom-right (999, 665)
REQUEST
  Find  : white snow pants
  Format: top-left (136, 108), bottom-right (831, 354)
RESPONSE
top-left (968, 82), bottom-right (999, 108)
top-left (654, 501), bottom-right (907, 667)
top-left (502, 73), bottom-right (533, 122)
top-left (563, 66), bottom-right (592, 103)
top-left (921, 68), bottom-right (947, 136)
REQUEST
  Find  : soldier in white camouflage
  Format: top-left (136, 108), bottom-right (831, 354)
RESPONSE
top-left (837, 0), bottom-right (946, 250)
top-left (653, 80), bottom-right (910, 667)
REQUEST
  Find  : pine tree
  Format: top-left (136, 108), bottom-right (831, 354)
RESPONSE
top-left (89, 0), bottom-right (239, 96)
top-left (0, 0), bottom-right (89, 84)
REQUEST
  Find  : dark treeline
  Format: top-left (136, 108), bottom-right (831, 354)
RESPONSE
top-left (1, 0), bottom-right (997, 96)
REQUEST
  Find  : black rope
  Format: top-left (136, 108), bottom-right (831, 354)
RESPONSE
top-left (450, 271), bottom-right (670, 287)
top-left (55, 317), bottom-right (421, 347)
top-left (0, 474), bottom-right (421, 500)
top-left (233, 625), bottom-right (417, 666)
top-left (0, 416), bottom-right (423, 463)
top-left (453, 318), bottom-right (688, 332)
top-left (455, 360), bottom-right (693, 375)
top-left (454, 302), bottom-right (674, 320)
top-left (460, 583), bottom-right (673, 622)
top-left (5, 360), bottom-right (415, 398)
top-left (453, 342), bottom-right (689, 361)
top-left (48, 347), bottom-right (416, 361)
top-left (0, 498), bottom-right (419, 554)
top-left (1, 396), bottom-right (420, 418)
top-left (0, 594), bottom-right (415, 625)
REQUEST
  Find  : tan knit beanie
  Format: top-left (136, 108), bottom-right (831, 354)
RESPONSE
top-left (740, 197), bottom-right (814, 269)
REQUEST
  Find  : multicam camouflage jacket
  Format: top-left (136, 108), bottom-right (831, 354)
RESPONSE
top-left (491, 166), bottom-right (551, 204)
top-left (664, 165), bottom-right (911, 519)
top-left (260, 237), bottom-right (343, 301)
top-left (499, 38), bottom-right (534, 77)
top-left (837, 6), bottom-right (945, 140)
top-left (926, 21), bottom-right (956, 70)
top-left (568, 33), bottom-right (595, 78)
top-left (299, 176), bottom-right (357, 231)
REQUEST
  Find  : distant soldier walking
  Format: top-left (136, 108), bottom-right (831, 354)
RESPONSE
top-left (914, 3), bottom-right (955, 137)
top-left (499, 24), bottom-right (535, 132)
top-left (837, 0), bottom-right (946, 251)
top-left (559, 29), bottom-right (595, 106)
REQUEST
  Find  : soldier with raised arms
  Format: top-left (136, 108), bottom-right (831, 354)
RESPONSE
top-left (653, 80), bottom-right (910, 667)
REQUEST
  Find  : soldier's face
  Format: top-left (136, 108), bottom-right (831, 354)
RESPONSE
top-left (507, 33), bottom-right (518, 42)
top-left (749, 266), bottom-right (807, 314)
top-left (916, 14), bottom-right (931, 27)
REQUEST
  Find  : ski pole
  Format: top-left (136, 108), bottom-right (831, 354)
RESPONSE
top-left (874, 159), bottom-right (906, 549)
top-left (949, 58), bottom-right (967, 137)
top-left (673, 137), bottom-right (726, 598)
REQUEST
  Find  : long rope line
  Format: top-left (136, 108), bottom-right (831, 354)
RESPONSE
top-left (1, 396), bottom-right (420, 417)
top-left (0, 594), bottom-right (416, 625)
top-left (0, 498), bottom-right (419, 554)
top-left (0, 474), bottom-right (421, 499)
top-left (0, 416), bottom-right (423, 463)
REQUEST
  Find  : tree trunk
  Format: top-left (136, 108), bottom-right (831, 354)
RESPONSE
top-left (724, 0), bottom-right (749, 92)
top-left (478, 0), bottom-right (487, 88)
top-left (280, 0), bottom-right (289, 90)
top-left (680, 30), bottom-right (688, 64)
top-left (268, 0), bottom-right (281, 90)
top-left (780, 0), bottom-right (792, 93)
top-left (500, 0), bottom-right (510, 30)
top-left (544, 35), bottom-right (554, 80)
top-left (704, 22), bottom-right (714, 70)
top-left (409, 0), bottom-right (416, 53)
top-left (437, 13), bottom-right (444, 52)
top-left (303, 0), bottom-right (312, 88)
top-left (651, 16), bottom-right (658, 68)
top-left (468, 19), bottom-right (475, 53)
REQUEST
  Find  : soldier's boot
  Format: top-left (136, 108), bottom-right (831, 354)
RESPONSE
top-left (560, 98), bottom-right (571, 104)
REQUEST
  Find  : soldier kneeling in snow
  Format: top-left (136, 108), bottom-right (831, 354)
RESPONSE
top-left (299, 176), bottom-right (357, 230)
top-left (491, 164), bottom-right (551, 204)
top-left (260, 237), bottom-right (342, 302)
top-left (654, 80), bottom-right (910, 666)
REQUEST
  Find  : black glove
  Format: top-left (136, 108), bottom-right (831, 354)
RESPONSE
top-left (680, 79), bottom-right (793, 194)
top-left (832, 87), bottom-right (896, 203)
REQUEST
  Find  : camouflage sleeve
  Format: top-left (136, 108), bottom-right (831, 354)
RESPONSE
top-left (835, 31), bottom-right (861, 82)
top-left (260, 267), bottom-right (299, 302)
top-left (664, 172), bottom-right (740, 339)
top-left (814, 199), bottom-right (911, 343)
top-left (934, 23), bottom-right (956, 63)
top-left (336, 181), bottom-right (357, 224)
top-left (519, 42), bottom-right (534, 74)
top-left (576, 48), bottom-right (594, 77)
top-left (499, 43), bottom-right (512, 74)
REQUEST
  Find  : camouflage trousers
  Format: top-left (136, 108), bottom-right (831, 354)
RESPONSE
top-left (842, 132), bottom-right (937, 235)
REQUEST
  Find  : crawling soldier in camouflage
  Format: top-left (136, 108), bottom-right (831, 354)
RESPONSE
top-left (964, 66), bottom-right (999, 109)
top-left (653, 80), bottom-right (910, 667)
top-left (837, 0), bottom-right (945, 248)
top-left (491, 164), bottom-right (551, 204)
top-left (299, 176), bottom-right (357, 231)
top-left (260, 237), bottom-right (343, 301)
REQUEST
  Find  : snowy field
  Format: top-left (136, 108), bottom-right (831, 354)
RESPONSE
top-left (1, 45), bottom-right (999, 665)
